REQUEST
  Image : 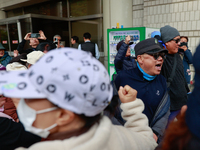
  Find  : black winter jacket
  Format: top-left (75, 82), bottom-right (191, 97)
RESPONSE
top-left (114, 42), bottom-right (135, 74)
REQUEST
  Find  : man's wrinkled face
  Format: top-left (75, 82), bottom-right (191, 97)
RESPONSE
top-left (29, 38), bottom-right (39, 47)
top-left (165, 36), bottom-right (180, 54)
top-left (137, 53), bottom-right (165, 76)
top-left (0, 50), bottom-right (5, 57)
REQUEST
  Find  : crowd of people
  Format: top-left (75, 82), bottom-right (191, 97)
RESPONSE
top-left (0, 24), bottom-right (199, 150)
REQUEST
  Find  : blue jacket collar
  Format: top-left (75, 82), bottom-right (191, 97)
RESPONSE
top-left (136, 62), bottom-right (157, 81)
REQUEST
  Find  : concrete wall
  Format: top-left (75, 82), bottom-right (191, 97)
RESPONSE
top-left (133, 0), bottom-right (198, 80)
top-left (133, 0), bottom-right (200, 55)
top-left (103, 0), bottom-right (133, 69)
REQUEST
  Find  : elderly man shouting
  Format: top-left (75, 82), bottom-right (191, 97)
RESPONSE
top-left (115, 38), bottom-right (170, 143)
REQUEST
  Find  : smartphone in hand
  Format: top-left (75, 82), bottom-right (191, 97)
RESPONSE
top-left (31, 33), bottom-right (40, 38)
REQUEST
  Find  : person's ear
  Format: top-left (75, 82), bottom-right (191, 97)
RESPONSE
top-left (137, 55), bottom-right (143, 64)
top-left (165, 42), bottom-right (169, 46)
top-left (56, 109), bottom-right (75, 126)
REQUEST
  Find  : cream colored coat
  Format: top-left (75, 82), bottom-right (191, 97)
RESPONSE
top-left (16, 99), bottom-right (157, 150)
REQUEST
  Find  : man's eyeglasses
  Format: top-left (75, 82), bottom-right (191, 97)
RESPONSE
top-left (147, 52), bottom-right (166, 60)
top-left (171, 38), bottom-right (180, 43)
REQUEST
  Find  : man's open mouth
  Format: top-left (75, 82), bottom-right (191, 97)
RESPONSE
top-left (155, 64), bottom-right (161, 67)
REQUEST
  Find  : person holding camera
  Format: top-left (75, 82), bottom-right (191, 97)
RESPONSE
top-left (53, 35), bottom-right (64, 48)
top-left (17, 30), bottom-right (53, 55)
top-left (178, 36), bottom-right (193, 86)
top-left (160, 25), bottom-right (189, 122)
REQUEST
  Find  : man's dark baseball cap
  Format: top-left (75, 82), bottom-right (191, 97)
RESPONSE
top-left (134, 38), bottom-right (168, 57)
top-left (116, 40), bottom-right (133, 51)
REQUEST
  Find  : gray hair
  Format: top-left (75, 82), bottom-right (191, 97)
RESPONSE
top-left (53, 35), bottom-right (61, 40)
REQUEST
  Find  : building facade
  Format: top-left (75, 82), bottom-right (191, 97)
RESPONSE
top-left (0, 0), bottom-right (198, 74)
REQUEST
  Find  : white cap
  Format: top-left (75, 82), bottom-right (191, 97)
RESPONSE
top-left (21, 51), bottom-right (45, 65)
top-left (6, 62), bottom-right (27, 71)
top-left (1, 48), bottom-right (113, 117)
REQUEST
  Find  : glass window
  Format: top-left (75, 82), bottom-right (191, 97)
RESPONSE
top-left (71, 18), bottom-right (103, 62)
top-left (8, 23), bottom-right (19, 51)
top-left (69, 0), bottom-right (101, 17)
top-left (6, 8), bottom-right (23, 18)
top-left (24, 0), bottom-right (68, 17)
top-left (0, 25), bottom-right (9, 51)
top-left (19, 18), bottom-right (32, 50)
top-left (6, 0), bottom-right (68, 18)
top-left (32, 18), bottom-right (69, 46)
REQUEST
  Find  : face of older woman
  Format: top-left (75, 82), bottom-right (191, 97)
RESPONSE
top-left (0, 50), bottom-right (5, 57)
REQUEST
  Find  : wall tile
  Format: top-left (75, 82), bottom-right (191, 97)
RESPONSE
top-left (195, 38), bottom-right (200, 47)
top-left (174, 3), bottom-right (178, 12)
top-left (182, 21), bottom-right (187, 30)
top-left (194, 31), bottom-right (199, 36)
top-left (180, 12), bottom-right (185, 21)
top-left (178, 21), bottom-right (182, 30)
top-left (167, 13), bottom-right (172, 23)
top-left (155, 15), bottom-right (158, 23)
top-left (185, 32), bottom-right (189, 36)
top-left (151, 15), bottom-right (155, 24)
top-left (156, 0), bottom-right (160, 5)
top-left (191, 21), bottom-right (197, 30)
top-left (170, 4), bottom-right (174, 13)
top-left (178, 3), bottom-right (183, 12)
top-left (187, 21), bottom-right (191, 30)
top-left (190, 11), bottom-right (195, 21)
top-left (157, 5), bottom-right (161, 14)
top-left (176, 12), bottom-right (180, 22)
top-left (183, 2), bottom-right (188, 12)
top-left (193, 0), bottom-right (197, 11)
top-left (197, 20), bottom-right (200, 30)
top-left (189, 31), bottom-right (193, 37)
top-left (198, 0), bottom-right (200, 10)
top-left (185, 11), bottom-right (190, 21)
top-left (194, 11), bottom-right (199, 21)
top-left (159, 14), bottom-right (163, 23)
top-left (162, 5), bottom-right (165, 14)
top-left (188, 1), bottom-right (193, 11)
top-left (173, 22), bottom-right (178, 29)
top-left (166, 4), bottom-right (170, 13)
top-left (191, 37), bottom-right (196, 47)
top-left (168, 0), bottom-right (172, 3)
top-left (172, 13), bottom-right (176, 22)
top-left (169, 22), bottom-right (174, 27)
top-left (154, 6), bottom-right (157, 15)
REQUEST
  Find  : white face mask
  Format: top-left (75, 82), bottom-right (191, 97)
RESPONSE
top-left (17, 98), bottom-right (58, 138)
